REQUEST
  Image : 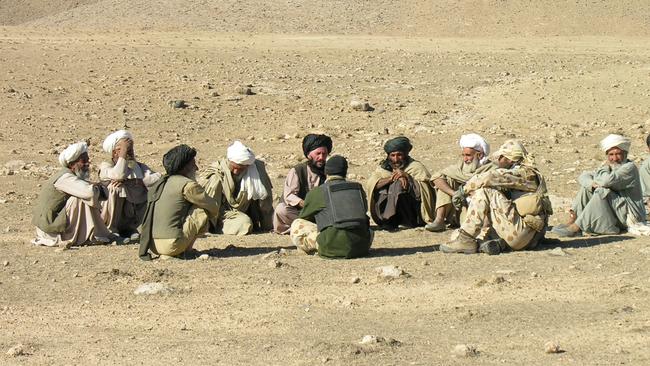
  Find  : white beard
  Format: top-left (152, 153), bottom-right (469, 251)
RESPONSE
top-left (74, 168), bottom-right (90, 180)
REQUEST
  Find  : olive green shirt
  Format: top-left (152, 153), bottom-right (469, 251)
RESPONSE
top-left (299, 178), bottom-right (372, 259)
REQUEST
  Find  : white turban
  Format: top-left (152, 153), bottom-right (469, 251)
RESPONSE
top-left (102, 130), bottom-right (133, 153)
top-left (600, 134), bottom-right (631, 153)
top-left (226, 140), bottom-right (268, 200)
top-left (459, 133), bottom-right (490, 164)
top-left (227, 140), bottom-right (256, 165)
top-left (58, 141), bottom-right (88, 168)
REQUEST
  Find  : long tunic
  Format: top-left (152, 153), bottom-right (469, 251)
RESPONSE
top-left (573, 161), bottom-right (645, 234)
top-left (99, 157), bottom-right (161, 235)
top-left (299, 178), bottom-right (372, 258)
top-left (198, 158), bottom-right (274, 235)
top-left (33, 171), bottom-right (113, 246)
top-left (273, 165), bottom-right (322, 234)
top-left (366, 159), bottom-right (435, 225)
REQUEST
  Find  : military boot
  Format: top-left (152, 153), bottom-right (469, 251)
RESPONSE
top-left (478, 238), bottom-right (508, 255)
top-left (440, 229), bottom-right (478, 254)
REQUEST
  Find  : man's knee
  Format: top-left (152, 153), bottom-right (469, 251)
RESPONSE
top-left (222, 212), bottom-right (253, 236)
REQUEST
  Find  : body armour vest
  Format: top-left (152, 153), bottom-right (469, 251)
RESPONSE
top-left (315, 180), bottom-right (368, 231)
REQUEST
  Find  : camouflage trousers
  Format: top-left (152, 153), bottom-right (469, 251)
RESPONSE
top-left (289, 218), bottom-right (319, 254)
top-left (461, 188), bottom-right (536, 250)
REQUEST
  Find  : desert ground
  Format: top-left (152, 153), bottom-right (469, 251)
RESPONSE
top-left (1, 1), bottom-right (650, 365)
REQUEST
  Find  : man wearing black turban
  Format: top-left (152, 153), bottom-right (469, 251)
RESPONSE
top-left (366, 136), bottom-right (435, 230)
top-left (139, 145), bottom-right (219, 260)
top-left (273, 134), bottom-right (333, 234)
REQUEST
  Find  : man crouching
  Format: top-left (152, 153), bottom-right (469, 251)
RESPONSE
top-left (440, 140), bottom-right (552, 255)
top-left (290, 155), bottom-right (373, 258)
top-left (138, 145), bottom-right (219, 260)
top-left (32, 141), bottom-right (125, 247)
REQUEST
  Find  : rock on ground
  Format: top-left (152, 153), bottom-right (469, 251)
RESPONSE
top-left (133, 282), bottom-right (174, 295)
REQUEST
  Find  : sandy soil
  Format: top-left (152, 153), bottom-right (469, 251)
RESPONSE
top-left (1, 2), bottom-right (650, 365)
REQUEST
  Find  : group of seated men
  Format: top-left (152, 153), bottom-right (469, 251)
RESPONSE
top-left (31, 129), bottom-right (650, 259)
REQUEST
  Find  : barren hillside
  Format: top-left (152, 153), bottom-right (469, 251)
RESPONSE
top-left (2, 0), bottom-right (649, 37)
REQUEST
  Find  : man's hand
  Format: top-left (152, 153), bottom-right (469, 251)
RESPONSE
top-left (108, 180), bottom-right (124, 189)
top-left (452, 186), bottom-right (466, 211)
top-left (115, 139), bottom-right (131, 159)
top-left (392, 169), bottom-right (410, 189)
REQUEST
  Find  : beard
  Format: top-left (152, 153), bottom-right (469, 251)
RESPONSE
top-left (462, 159), bottom-right (480, 172)
top-left (390, 160), bottom-right (406, 170)
top-left (307, 158), bottom-right (325, 173)
top-left (74, 167), bottom-right (90, 180)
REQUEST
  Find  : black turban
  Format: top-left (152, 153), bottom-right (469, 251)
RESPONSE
top-left (383, 136), bottom-right (412, 154)
top-left (163, 144), bottom-right (197, 175)
top-left (302, 134), bottom-right (333, 157)
top-left (324, 155), bottom-right (348, 177)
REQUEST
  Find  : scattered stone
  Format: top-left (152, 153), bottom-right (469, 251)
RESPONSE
top-left (209, 90), bottom-right (220, 97)
top-left (4, 160), bottom-right (26, 171)
top-left (375, 265), bottom-right (409, 279)
top-left (548, 247), bottom-right (568, 257)
top-left (422, 260), bottom-right (430, 266)
top-left (544, 341), bottom-right (562, 354)
top-left (491, 275), bottom-right (506, 284)
top-left (198, 254), bottom-right (210, 260)
top-left (133, 282), bottom-right (174, 295)
top-left (236, 86), bottom-right (253, 95)
top-left (495, 270), bottom-right (515, 275)
top-left (2, 260), bottom-right (8, 266)
top-left (452, 344), bottom-right (478, 357)
top-left (170, 100), bottom-right (187, 109)
top-left (224, 96), bottom-right (243, 102)
top-left (359, 335), bottom-right (380, 344)
top-left (531, 272), bottom-right (539, 278)
top-left (350, 276), bottom-right (361, 284)
top-left (6, 344), bottom-right (25, 357)
top-left (268, 259), bottom-right (283, 268)
top-left (350, 100), bottom-right (372, 111)
top-left (358, 335), bottom-right (401, 347)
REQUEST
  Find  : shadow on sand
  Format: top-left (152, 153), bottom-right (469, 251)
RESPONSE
top-left (536, 235), bottom-right (634, 250)
top-left (199, 244), bottom-right (294, 258)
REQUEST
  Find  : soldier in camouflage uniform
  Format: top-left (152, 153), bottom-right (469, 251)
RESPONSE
top-left (440, 140), bottom-right (552, 255)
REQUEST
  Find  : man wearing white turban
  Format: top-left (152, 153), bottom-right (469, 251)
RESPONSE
top-left (441, 140), bottom-right (553, 255)
top-left (99, 130), bottom-right (161, 241)
top-left (198, 141), bottom-right (274, 236)
top-left (32, 141), bottom-right (125, 247)
top-left (553, 134), bottom-right (645, 237)
top-left (426, 133), bottom-right (495, 232)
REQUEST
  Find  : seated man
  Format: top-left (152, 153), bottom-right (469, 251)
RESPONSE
top-left (273, 134), bottom-right (332, 234)
top-left (199, 141), bottom-right (274, 236)
top-left (138, 144), bottom-right (219, 260)
top-left (553, 134), bottom-right (645, 237)
top-left (32, 141), bottom-right (124, 247)
top-left (426, 133), bottom-right (494, 232)
top-left (440, 140), bottom-right (552, 255)
top-left (366, 136), bottom-right (435, 229)
top-left (290, 155), bottom-right (373, 258)
top-left (638, 133), bottom-right (650, 216)
top-left (99, 130), bottom-right (161, 241)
